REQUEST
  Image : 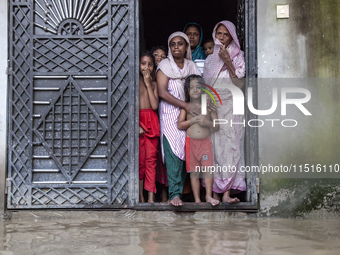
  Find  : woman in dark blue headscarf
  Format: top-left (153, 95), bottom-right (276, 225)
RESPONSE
top-left (183, 22), bottom-right (206, 61)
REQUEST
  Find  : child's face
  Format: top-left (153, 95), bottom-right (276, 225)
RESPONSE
top-left (139, 56), bottom-right (154, 74)
top-left (153, 49), bottom-right (166, 66)
top-left (189, 79), bottom-right (202, 100)
top-left (204, 42), bottom-right (214, 56)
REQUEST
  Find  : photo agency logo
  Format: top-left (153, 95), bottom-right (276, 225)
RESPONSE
top-left (198, 82), bottom-right (222, 115)
top-left (200, 83), bottom-right (312, 128)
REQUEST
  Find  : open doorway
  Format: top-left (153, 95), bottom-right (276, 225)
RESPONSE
top-left (137, 0), bottom-right (257, 210)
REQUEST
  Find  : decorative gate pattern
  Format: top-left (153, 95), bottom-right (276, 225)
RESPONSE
top-left (8, 0), bottom-right (138, 208)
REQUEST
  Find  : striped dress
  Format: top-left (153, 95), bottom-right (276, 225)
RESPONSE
top-left (159, 77), bottom-right (186, 162)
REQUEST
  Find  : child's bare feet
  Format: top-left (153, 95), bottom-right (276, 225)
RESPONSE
top-left (194, 198), bottom-right (201, 203)
top-left (222, 193), bottom-right (240, 204)
top-left (147, 192), bottom-right (155, 203)
top-left (206, 196), bottom-right (220, 206)
top-left (170, 196), bottom-right (183, 206)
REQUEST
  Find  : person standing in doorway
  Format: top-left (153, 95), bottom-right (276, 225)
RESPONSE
top-left (177, 74), bottom-right (220, 206)
top-left (183, 23), bottom-right (206, 61)
top-left (151, 46), bottom-right (167, 66)
top-left (151, 45), bottom-right (169, 202)
top-left (157, 32), bottom-right (201, 206)
top-left (203, 21), bottom-right (246, 203)
top-left (203, 39), bottom-right (215, 57)
top-left (139, 52), bottom-right (160, 203)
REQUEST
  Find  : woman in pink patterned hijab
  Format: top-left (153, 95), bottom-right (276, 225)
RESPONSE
top-left (204, 20), bottom-right (245, 84)
top-left (203, 21), bottom-right (246, 204)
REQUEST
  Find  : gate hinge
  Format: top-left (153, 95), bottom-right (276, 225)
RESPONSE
top-left (5, 178), bottom-right (11, 195)
top-left (256, 178), bottom-right (260, 194)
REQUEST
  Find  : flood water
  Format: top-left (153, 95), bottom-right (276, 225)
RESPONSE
top-left (1, 216), bottom-right (340, 255)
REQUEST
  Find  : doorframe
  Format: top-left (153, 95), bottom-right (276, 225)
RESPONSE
top-left (244, 0), bottom-right (258, 208)
top-left (134, 0), bottom-right (258, 211)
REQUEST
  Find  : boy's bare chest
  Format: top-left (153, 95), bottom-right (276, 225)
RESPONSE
top-left (139, 82), bottom-right (148, 96)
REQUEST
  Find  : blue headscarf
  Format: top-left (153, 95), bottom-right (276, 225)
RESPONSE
top-left (183, 22), bottom-right (206, 61)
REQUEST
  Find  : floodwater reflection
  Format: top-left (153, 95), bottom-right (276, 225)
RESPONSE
top-left (1, 218), bottom-right (340, 254)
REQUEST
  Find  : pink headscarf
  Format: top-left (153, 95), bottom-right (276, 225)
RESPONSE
top-left (158, 32), bottom-right (200, 100)
top-left (203, 21), bottom-right (243, 85)
top-left (167, 31), bottom-right (192, 61)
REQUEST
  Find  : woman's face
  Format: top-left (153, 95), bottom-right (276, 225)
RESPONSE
top-left (170, 36), bottom-right (187, 59)
top-left (185, 26), bottom-right (200, 49)
top-left (139, 55), bottom-right (154, 74)
top-left (215, 24), bottom-right (233, 47)
top-left (153, 49), bottom-right (166, 66)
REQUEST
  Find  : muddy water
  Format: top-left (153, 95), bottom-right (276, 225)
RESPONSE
top-left (1, 218), bottom-right (340, 255)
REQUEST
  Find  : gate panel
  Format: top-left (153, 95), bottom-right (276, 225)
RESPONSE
top-left (33, 38), bottom-right (109, 73)
top-left (8, 0), bottom-right (138, 208)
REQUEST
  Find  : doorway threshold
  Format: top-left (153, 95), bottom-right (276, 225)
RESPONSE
top-left (135, 202), bottom-right (258, 212)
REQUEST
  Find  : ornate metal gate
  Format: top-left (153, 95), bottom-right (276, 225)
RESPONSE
top-left (7, 0), bottom-right (138, 208)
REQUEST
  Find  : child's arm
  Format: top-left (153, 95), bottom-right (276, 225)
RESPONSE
top-left (196, 111), bottom-right (220, 131)
top-left (143, 71), bottom-right (159, 110)
top-left (157, 70), bottom-right (189, 111)
top-left (177, 109), bottom-right (197, 130)
top-left (150, 81), bottom-right (159, 110)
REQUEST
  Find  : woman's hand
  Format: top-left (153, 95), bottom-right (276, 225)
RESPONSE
top-left (139, 126), bottom-right (145, 136)
top-left (207, 97), bottom-right (218, 112)
top-left (185, 102), bottom-right (201, 117)
top-left (142, 70), bottom-right (152, 87)
top-left (218, 45), bottom-right (238, 79)
top-left (218, 45), bottom-right (232, 65)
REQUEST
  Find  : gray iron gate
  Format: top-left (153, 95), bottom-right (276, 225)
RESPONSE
top-left (7, 0), bottom-right (138, 208)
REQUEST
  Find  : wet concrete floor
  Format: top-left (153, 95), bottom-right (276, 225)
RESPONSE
top-left (1, 215), bottom-right (340, 255)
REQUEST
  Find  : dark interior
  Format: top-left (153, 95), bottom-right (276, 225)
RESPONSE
top-left (140, 0), bottom-right (239, 52)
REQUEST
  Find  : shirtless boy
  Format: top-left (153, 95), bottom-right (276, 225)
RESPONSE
top-left (139, 52), bottom-right (159, 203)
top-left (177, 75), bottom-right (220, 206)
